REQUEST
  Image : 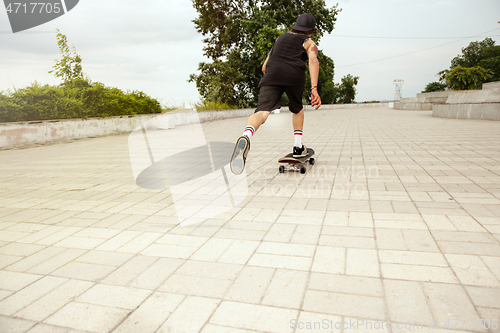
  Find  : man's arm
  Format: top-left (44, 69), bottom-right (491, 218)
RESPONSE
top-left (262, 55), bottom-right (269, 73)
top-left (305, 39), bottom-right (322, 109)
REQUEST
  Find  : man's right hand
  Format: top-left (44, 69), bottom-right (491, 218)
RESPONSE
top-left (311, 89), bottom-right (322, 109)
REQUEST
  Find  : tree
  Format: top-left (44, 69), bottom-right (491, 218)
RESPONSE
top-left (479, 54), bottom-right (500, 82)
top-left (439, 66), bottom-right (493, 90)
top-left (426, 38), bottom-right (499, 91)
top-left (334, 74), bottom-right (359, 103)
top-left (189, 0), bottom-right (341, 108)
top-left (422, 81), bottom-right (447, 93)
top-left (451, 38), bottom-right (496, 68)
top-left (49, 29), bottom-right (84, 82)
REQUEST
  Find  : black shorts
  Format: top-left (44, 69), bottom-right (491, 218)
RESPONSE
top-left (254, 85), bottom-right (304, 114)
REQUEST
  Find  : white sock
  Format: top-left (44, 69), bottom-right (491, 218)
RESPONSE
top-left (294, 130), bottom-right (303, 147)
top-left (243, 126), bottom-right (255, 139)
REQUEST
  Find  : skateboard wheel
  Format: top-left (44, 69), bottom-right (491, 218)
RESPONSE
top-left (309, 158), bottom-right (315, 165)
top-left (300, 166), bottom-right (306, 174)
top-left (279, 166), bottom-right (285, 173)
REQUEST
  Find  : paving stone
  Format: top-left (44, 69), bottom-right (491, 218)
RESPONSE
top-left (480, 256), bottom-right (500, 281)
top-left (0, 242), bottom-right (46, 256)
top-left (25, 324), bottom-right (73, 333)
top-left (379, 250), bottom-right (447, 267)
top-left (263, 224), bottom-right (296, 242)
top-left (423, 283), bottom-right (483, 331)
top-left (158, 296), bottom-right (220, 333)
top-left (311, 246), bottom-right (345, 274)
top-left (465, 286), bottom-right (500, 308)
top-left (224, 266), bottom-right (274, 304)
top-left (446, 254), bottom-right (500, 287)
top-left (256, 242), bottom-right (315, 257)
top-left (175, 260), bottom-right (243, 280)
top-left (2, 107), bottom-right (500, 333)
top-left (384, 280), bottom-right (433, 324)
top-left (101, 255), bottom-right (158, 286)
top-left (15, 279), bottom-right (94, 322)
top-left (0, 276), bottom-right (67, 316)
top-left (308, 272), bottom-right (383, 297)
top-left (210, 301), bottom-right (298, 333)
top-left (294, 312), bottom-right (342, 332)
top-left (290, 225), bottom-right (321, 244)
top-left (0, 270), bottom-right (42, 291)
top-left (76, 283), bottom-right (152, 310)
top-left (381, 263), bottom-right (458, 283)
top-left (375, 228), bottom-right (407, 250)
top-left (261, 269), bottom-right (308, 309)
top-left (201, 324), bottom-right (257, 333)
top-left (302, 289), bottom-right (386, 320)
top-left (113, 292), bottom-right (185, 333)
top-left (45, 302), bottom-right (130, 332)
top-left (476, 307), bottom-right (500, 333)
top-left (0, 315), bottom-right (37, 333)
top-left (346, 248), bottom-right (380, 277)
top-left (248, 253), bottom-right (312, 271)
top-left (129, 257), bottom-right (184, 290)
top-left (52, 262), bottom-right (116, 282)
top-left (5, 246), bottom-right (67, 272)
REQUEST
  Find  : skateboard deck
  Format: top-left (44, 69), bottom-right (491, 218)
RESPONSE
top-left (278, 148), bottom-right (315, 174)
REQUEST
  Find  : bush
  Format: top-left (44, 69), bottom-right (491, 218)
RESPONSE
top-left (479, 56), bottom-right (500, 82)
top-left (422, 82), bottom-right (447, 93)
top-left (194, 100), bottom-right (238, 111)
top-left (0, 78), bottom-right (162, 123)
top-left (439, 66), bottom-right (494, 91)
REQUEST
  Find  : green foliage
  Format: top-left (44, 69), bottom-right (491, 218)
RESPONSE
top-left (49, 29), bottom-right (84, 82)
top-left (333, 74), bottom-right (359, 104)
top-left (479, 55), bottom-right (500, 82)
top-left (429, 38), bottom-right (499, 91)
top-left (422, 81), bottom-right (447, 93)
top-left (189, 0), bottom-right (341, 108)
top-left (190, 58), bottom-right (249, 107)
top-left (194, 100), bottom-right (239, 111)
top-left (451, 38), bottom-right (496, 68)
top-left (439, 66), bottom-right (494, 91)
top-left (0, 30), bottom-right (162, 123)
top-left (0, 78), bottom-right (162, 123)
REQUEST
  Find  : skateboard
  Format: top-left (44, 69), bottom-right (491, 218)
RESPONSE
top-left (278, 148), bottom-right (315, 174)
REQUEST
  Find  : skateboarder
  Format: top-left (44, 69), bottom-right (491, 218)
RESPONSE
top-left (230, 13), bottom-right (322, 175)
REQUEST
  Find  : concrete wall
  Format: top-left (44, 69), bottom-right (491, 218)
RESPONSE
top-left (484, 81), bottom-right (500, 90)
top-left (0, 108), bottom-right (255, 149)
top-left (432, 82), bottom-right (500, 121)
top-left (393, 91), bottom-right (454, 110)
top-left (433, 103), bottom-right (500, 121)
top-left (0, 103), bottom-right (387, 149)
top-left (394, 81), bottom-right (500, 120)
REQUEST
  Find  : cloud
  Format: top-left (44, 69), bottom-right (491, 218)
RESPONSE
top-left (1, 0), bottom-right (499, 104)
top-left (0, 0), bottom-right (205, 103)
top-left (323, 0), bottom-right (500, 101)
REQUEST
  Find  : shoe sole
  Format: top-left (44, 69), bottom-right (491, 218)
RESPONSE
top-left (230, 137), bottom-right (249, 175)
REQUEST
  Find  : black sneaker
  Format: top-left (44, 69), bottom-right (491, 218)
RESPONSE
top-left (230, 136), bottom-right (250, 175)
top-left (293, 145), bottom-right (308, 158)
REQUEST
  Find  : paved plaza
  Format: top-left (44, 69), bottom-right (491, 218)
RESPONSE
top-left (0, 106), bottom-right (500, 333)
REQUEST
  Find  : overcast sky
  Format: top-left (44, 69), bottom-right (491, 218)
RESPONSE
top-left (1, 0), bottom-right (499, 105)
